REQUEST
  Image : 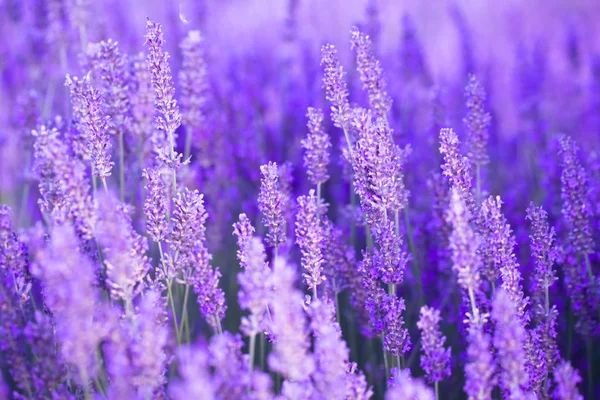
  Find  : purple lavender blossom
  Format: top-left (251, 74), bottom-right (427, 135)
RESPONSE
top-left (417, 306), bottom-right (451, 384)
top-left (295, 190), bottom-right (325, 297)
top-left (128, 52), bottom-right (154, 163)
top-left (65, 73), bottom-right (114, 180)
top-left (169, 342), bottom-right (216, 400)
top-left (267, 257), bottom-right (315, 384)
top-left (553, 360), bottom-right (584, 400)
top-left (0, 206), bottom-right (31, 303)
top-left (382, 294), bottom-right (411, 357)
top-left (142, 167), bottom-right (169, 243)
top-left (464, 313), bottom-right (496, 400)
top-left (258, 162), bottom-right (287, 249)
top-left (386, 368), bottom-right (434, 400)
top-left (179, 30), bottom-right (209, 131)
top-left (32, 223), bottom-right (101, 386)
top-left (492, 289), bottom-right (530, 399)
top-left (446, 188), bottom-right (481, 316)
top-left (96, 193), bottom-right (151, 310)
top-left (169, 188), bottom-right (207, 256)
top-left (145, 18), bottom-right (184, 174)
top-left (463, 75), bottom-right (491, 167)
top-left (350, 26), bottom-right (392, 117)
top-left (308, 299), bottom-right (350, 400)
top-left (558, 134), bottom-right (594, 255)
top-left (302, 107), bottom-right (331, 187)
top-left (320, 43), bottom-right (352, 133)
top-left (478, 196), bottom-right (529, 324)
top-left (372, 220), bottom-right (409, 286)
top-left (439, 128), bottom-right (476, 216)
top-left (209, 332), bottom-right (251, 397)
top-left (233, 214), bottom-right (272, 337)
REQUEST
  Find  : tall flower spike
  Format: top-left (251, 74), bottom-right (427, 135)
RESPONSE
top-left (553, 360), bottom-right (584, 400)
top-left (464, 313), bottom-right (496, 400)
top-left (350, 26), bottom-right (392, 117)
top-left (417, 306), bottom-right (451, 384)
top-left (96, 194), bottom-right (151, 310)
top-left (302, 107), bottom-right (331, 186)
top-left (526, 203), bottom-right (558, 319)
top-left (0, 206), bottom-right (31, 304)
top-left (169, 343), bottom-right (216, 400)
top-left (446, 188), bottom-right (481, 316)
top-left (142, 167), bottom-right (169, 243)
top-left (295, 190), bottom-right (326, 296)
top-left (268, 257), bottom-right (315, 384)
top-left (439, 128), bottom-right (476, 217)
top-left (169, 188), bottom-right (208, 256)
top-left (32, 223), bottom-right (101, 385)
top-left (558, 134), bottom-right (594, 255)
top-left (65, 74), bottom-right (114, 180)
top-left (478, 196), bottom-right (529, 325)
top-left (129, 52), bottom-right (154, 165)
top-left (179, 30), bottom-right (209, 131)
top-left (386, 369), bottom-right (434, 400)
top-left (309, 299), bottom-right (352, 400)
top-left (491, 289), bottom-right (529, 399)
top-left (320, 44), bottom-right (352, 133)
top-left (463, 75), bottom-right (491, 166)
top-left (258, 162), bottom-right (287, 248)
top-left (145, 19), bottom-right (184, 174)
top-left (234, 215), bottom-right (272, 336)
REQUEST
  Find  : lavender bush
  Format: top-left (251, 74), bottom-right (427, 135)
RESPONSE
top-left (1, 1), bottom-right (599, 399)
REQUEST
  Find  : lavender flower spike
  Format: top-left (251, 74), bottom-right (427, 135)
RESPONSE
top-left (439, 127), bottom-right (476, 216)
top-left (145, 19), bottom-right (184, 178)
top-left (558, 134), bottom-right (594, 256)
top-left (142, 167), bottom-right (169, 243)
top-left (0, 205), bottom-right (31, 304)
top-left (302, 107), bottom-right (331, 187)
top-left (463, 75), bottom-right (491, 167)
top-left (446, 188), bottom-right (481, 317)
top-left (320, 44), bottom-right (352, 133)
top-left (417, 306), bottom-right (451, 385)
top-left (296, 189), bottom-right (325, 297)
top-left (258, 162), bottom-right (287, 249)
top-left (553, 360), bottom-right (584, 400)
top-left (170, 342), bottom-right (216, 400)
top-left (179, 30), bottom-right (209, 133)
top-left (492, 289), bottom-right (529, 399)
top-left (386, 369), bottom-right (434, 400)
top-left (350, 26), bottom-right (392, 117)
top-left (464, 313), bottom-right (496, 400)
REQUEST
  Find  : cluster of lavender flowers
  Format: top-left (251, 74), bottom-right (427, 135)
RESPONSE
top-left (1, 1), bottom-right (599, 399)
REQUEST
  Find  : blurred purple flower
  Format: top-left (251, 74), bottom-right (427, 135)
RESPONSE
top-left (321, 44), bottom-right (352, 133)
top-left (553, 360), bottom-right (584, 400)
top-left (258, 162), bottom-right (287, 249)
top-left (302, 107), bottom-right (331, 187)
top-left (417, 306), bottom-right (451, 384)
top-left (463, 75), bottom-right (491, 167)
top-left (295, 190), bottom-right (326, 297)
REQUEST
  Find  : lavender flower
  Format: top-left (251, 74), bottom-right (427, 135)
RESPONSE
top-left (350, 26), bottom-right (392, 117)
top-left (553, 360), bottom-right (584, 400)
top-left (0, 205), bottom-right (31, 304)
top-left (128, 52), bottom-right (154, 163)
top-left (558, 134), bottom-right (594, 255)
top-left (372, 220), bottom-right (409, 286)
top-left (179, 30), bottom-right (209, 131)
top-left (382, 294), bottom-right (411, 357)
top-left (96, 194), bottom-right (151, 309)
top-left (386, 369), bottom-right (434, 400)
top-left (65, 73), bottom-right (114, 180)
top-left (447, 188), bottom-right (481, 316)
top-left (268, 257), bottom-right (315, 383)
top-left (86, 39), bottom-right (130, 134)
top-left (464, 313), bottom-right (496, 400)
top-left (439, 128), bottom-right (476, 216)
top-left (32, 223), bottom-right (101, 385)
top-left (417, 306), bottom-right (451, 384)
top-left (209, 332), bottom-right (250, 397)
top-left (142, 167), bottom-right (169, 243)
top-left (169, 342), bottom-right (216, 400)
top-left (478, 196), bottom-right (529, 324)
top-left (169, 188), bottom-right (207, 256)
top-left (320, 43), bottom-right (351, 133)
top-left (234, 215), bottom-right (272, 336)
top-left (302, 107), bottom-right (331, 186)
top-left (492, 289), bottom-right (529, 399)
top-left (295, 190), bottom-right (325, 296)
top-left (309, 299), bottom-right (350, 400)
top-left (145, 18), bottom-right (184, 173)
top-left (463, 75), bottom-right (491, 167)
top-left (258, 162), bottom-right (287, 248)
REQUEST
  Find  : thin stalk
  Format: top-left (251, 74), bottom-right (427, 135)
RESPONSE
top-left (260, 332), bottom-right (266, 371)
top-left (317, 183), bottom-right (322, 205)
top-left (79, 367), bottom-right (92, 400)
top-left (91, 166), bottom-right (97, 198)
top-left (178, 284), bottom-right (191, 343)
top-left (313, 286), bottom-right (318, 300)
top-left (249, 333), bottom-right (256, 374)
top-left (118, 130), bottom-right (125, 202)
top-left (334, 285), bottom-right (341, 324)
top-left (381, 334), bottom-right (390, 381)
top-left (184, 126), bottom-right (193, 161)
top-left (167, 280), bottom-right (181, 344)
top-left (586, 338), bottom-right (593, 400)
top-left (101, 177), bottom-right (108, 193)
top-left (435, 381), bottom-right (440, 400)
top-left (404, 208), bottom-right (423, 304)
top-left (468, 287), bottom-right (479, 322)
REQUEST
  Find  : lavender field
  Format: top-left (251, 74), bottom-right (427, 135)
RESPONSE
top-left (1, 0), bottom-right (600, 399)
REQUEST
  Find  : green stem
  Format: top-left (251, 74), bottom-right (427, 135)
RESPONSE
top-left (178, 284), bottom-right (191, 343)
top-left (381, 334), bottom-right (390, 382)
top-left (249, 333), bottom-right (256, 374)
top-left (260, 332), bottom-right (266, 371)
top-left (435, 381), bottom-right (440, 400)
top-left (118, 130), bottom-right (125, 202)
top-left (184, 126), bottom-right (193, 161)
top-left (167, 280), bottom-right (181, 345)
top-left (101, 177), bottom-right (108, 193)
